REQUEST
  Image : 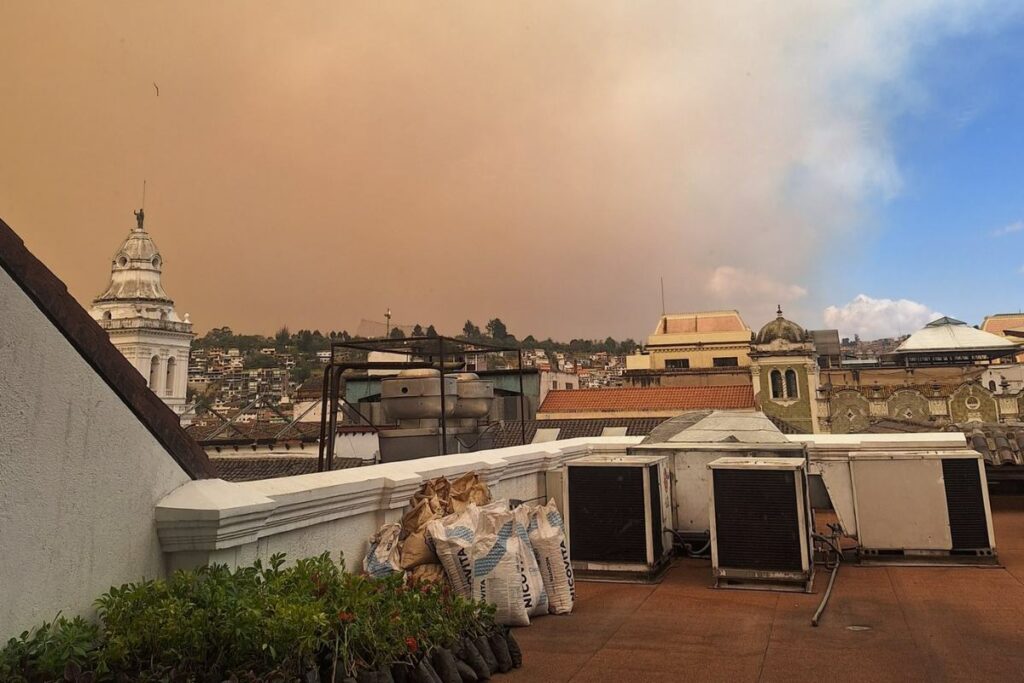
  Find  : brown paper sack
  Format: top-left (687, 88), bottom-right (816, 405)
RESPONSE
top-left (450, 472), bottom-right (492, 512)
top-left (400, 530), bottom-right (438, 569)
top-left (408, 562), bottom-right (448, 587)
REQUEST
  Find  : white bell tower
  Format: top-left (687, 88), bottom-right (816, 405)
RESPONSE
top-left (90, 209), bottom-right (194, 422)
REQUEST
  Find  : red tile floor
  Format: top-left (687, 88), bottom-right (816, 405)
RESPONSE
top-left (509, 496), bottom-right (1024, 682)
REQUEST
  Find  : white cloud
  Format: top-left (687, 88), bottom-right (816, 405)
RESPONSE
top-left (823, 294), bottom-right (942, 340)
top-left (707, 266), bottom-right (807, 304)
top-left (993, 220), bottom-right (1024, 237)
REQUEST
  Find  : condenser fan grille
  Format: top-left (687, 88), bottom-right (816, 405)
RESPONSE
top-left (568, 465), bottom-right (648, 563)
top-left (713, 469), bottom-right (803, 572)
top-left (942, 458), bottom-right (990, 550)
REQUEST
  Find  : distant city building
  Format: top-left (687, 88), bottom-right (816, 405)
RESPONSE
top-left (626, 310), bottom-right (753, 372)
top-left (89, 209), bottom-right (193, 421)
top-left (980, 313), bottom-right (1024, 363)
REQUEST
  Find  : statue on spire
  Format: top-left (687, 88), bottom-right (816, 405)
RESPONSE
top-left (134, 208), bottom-right (145, 231)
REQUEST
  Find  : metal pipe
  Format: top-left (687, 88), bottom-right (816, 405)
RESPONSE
top-left (317, 365), bottom-right (331, 472)
top-left (518, 348), bottom-right (527, 445)
top-left (439, 336), bottom-right (447, 455)
top-left (327, 365), bottom-right (342, 471)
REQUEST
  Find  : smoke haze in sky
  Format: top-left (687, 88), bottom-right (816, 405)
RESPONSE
top-left (1, 1), bottom-right (1017, 338)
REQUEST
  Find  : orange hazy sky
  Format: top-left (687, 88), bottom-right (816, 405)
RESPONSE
top-left (1, 2), bottom-right (984, 339)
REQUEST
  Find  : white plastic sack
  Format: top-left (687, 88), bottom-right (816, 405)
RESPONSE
top-left (527, 500), bottom-right (576, 614)
top-left (513, 505), bottom-right (550, 616)
top-left (363, 522), bottom-right (402, 578)
top-left (472, 517), bottom-right (530, 627)
top-left (426, 508), bottom-right (478, 598)
top-left (478, 502), bottom-right (548, 617)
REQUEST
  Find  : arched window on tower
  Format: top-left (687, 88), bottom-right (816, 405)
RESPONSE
top-left (165, 357), bottom-right (176, 396)
top-left (103, 311), bottom-right (112, 321)
top-left (785, 369), bottom-right (799, 399)
top-left (989, 380), bottom-right (997, 392)
top-left (770, 369), bottom-right (783, 399)
top-left (148, 355), bottom-right (161, 391)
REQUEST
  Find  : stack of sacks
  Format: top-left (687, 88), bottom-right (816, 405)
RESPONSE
top-left (429, 499), bottom-right (574, 626)
top-left (362, 472), bottom-right (493, 586)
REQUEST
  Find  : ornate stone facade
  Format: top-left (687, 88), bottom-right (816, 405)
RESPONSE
top-left (887, 388), bottom-right (931, 422)
top-left (827, 390), bottom-right (872, 433)
top-left (819, 381), bottom-right (1021, 433)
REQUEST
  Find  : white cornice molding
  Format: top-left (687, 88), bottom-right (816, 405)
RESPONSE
top-left (154, 437), bottom-right (642, 552)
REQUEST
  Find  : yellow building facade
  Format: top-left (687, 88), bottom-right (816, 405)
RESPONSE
top-left (626, 310), bottom-right (753, 371)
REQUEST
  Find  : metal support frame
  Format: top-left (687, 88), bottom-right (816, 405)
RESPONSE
top-left (317, 335), bottom-right (532, 471)
top-left (317, 361), bottom-right (433, 472)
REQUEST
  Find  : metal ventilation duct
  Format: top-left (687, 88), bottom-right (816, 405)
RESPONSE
top-left (380, 369), bottom-right (457, 421)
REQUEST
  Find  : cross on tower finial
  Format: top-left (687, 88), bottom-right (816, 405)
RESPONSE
top-left (776, 304), bottom-right (783, 317)
top-left (134, 208), bottom-right (145, 231)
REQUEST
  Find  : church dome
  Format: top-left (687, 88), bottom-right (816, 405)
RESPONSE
top-left (755, 306), bottom-right (806, 344)
top-left (93, 209), bottom-right (172, 304)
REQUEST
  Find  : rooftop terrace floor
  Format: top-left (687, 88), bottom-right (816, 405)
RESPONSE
top-left (510, 496), bottom-right (1024, 682)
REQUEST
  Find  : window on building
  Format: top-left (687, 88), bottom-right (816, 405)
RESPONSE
top-left (565, 382), bottom-right (574, 390)
top-left (551, 381), bottom-right (558, 390)
top-left (148, 355), bottom-right (161, 390)
top-left (785, 368), bottom-right (799, 399)
top-left (165, 357), bottom-right (176, 396)
top-left (665, 358), bottom-right (690, 369)
top-left (989, 380), bottom-right (997, 392)
top-left (770, 369), bottom-right (783, 399)
top-left (102, 311), bottom-right (112, 320)
top-left (713, 357), bottom-right (738, 367)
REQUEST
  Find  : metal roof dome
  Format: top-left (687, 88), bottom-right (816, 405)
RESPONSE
top-left (755, 306), bottom-right (807, 344)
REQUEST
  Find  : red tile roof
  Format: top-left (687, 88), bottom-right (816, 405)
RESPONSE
top-left (538, 385), bottom-right (755, 414)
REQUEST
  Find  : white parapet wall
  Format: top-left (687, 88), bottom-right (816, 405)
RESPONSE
top-left (156, 437), bottom-right (643, 571)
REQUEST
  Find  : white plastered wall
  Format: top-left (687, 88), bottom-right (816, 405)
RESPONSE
top-left (0, 267), bottom-right (192, 638)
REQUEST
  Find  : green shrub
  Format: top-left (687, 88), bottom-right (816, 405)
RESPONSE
top-left (0, 553), bottom-right (497, 681)
top-left (0, 615), bottom-right (100, 682)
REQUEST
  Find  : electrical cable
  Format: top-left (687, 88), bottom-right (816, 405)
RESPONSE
top-left (812, 561), bottom-right (839, 627)
top-left (664, 529), bottom-right (711, 558)
top-left (810, 531), bottom-right (843, 627)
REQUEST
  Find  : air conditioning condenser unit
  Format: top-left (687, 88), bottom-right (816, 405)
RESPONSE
top-left (563, 455), bottom-right (672, 581)
top-left (709, 456), bottom-right (814, 592)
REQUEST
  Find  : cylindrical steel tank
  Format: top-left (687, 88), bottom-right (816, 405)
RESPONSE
top-left (451, 372), bottom-right (495, 419)
top-left (380, 369), bottom-right (458, 421)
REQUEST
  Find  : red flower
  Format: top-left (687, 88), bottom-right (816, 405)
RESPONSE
top-left (337, 611), bottom-right (355, 623)
top-left (405, 637), bottom-right (418, 653)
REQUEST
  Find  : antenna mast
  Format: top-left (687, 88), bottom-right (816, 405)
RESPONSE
top-left (660, 277), bottom-right (666, 316)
